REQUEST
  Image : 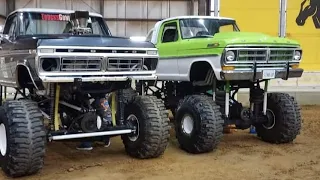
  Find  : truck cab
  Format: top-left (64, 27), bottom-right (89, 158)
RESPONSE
top-left (145, 16), bottom-right (303, 84)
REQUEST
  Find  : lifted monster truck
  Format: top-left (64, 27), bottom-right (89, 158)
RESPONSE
top-left (138, 16), bottom-right (303, 154)
top-left (0, 8), bottom-right (170, 177)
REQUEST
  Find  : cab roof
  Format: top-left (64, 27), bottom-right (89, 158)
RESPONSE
top-left (160, 15), bottom-right (235, 23)
top-left (8, 8), bottom-right (103, 18)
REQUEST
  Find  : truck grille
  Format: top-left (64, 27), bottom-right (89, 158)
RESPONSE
top-left (238, 50), bottom-right (266, 62)
top-left (61, 57), bottom-right (102, 71)
top-left (269, 49), bottom-right (294, 61)
top-left (237, 48), bottom-right (294, 62)
top-left (107, 58), bottom-right (143, 71)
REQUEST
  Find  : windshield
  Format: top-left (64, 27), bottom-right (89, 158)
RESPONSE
top-left (19, 12), bottom-right (110, 36)
top-left (179, 18), bottom-right (239, 39)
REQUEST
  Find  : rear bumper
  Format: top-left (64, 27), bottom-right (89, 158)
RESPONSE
top-left (220, 68), bottom-right (304, 81)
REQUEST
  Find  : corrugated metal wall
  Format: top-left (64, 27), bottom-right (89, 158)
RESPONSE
top-left (10, 0), bottom-right (197, 37)
top-left (0, 0), bottom-right (6, 24)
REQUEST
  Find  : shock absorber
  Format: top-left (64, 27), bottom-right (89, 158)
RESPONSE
top-left (249, 85), bottom-right (264, 124)
top-left (117, 89), bottom-right (125, 125)
top-left (49, 83), bottom-right (56, 131)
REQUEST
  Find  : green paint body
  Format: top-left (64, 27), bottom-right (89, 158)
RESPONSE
top-left (155, 19), bottom-right (300, 59)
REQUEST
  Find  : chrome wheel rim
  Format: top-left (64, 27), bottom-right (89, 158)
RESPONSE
top-left (127, 114), bottom-right (139, 141)
top-left (263, 109), bottom-right (276, 130)
top-left (0, 123), bottom-right (7, 156)
top-left (181, 114), bottom-right (194, 135)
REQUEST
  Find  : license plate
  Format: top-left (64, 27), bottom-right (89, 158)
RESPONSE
top-left (262, 70), bottom-right (275, 79)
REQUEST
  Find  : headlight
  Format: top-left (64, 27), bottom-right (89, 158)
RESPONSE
top-left (293, 50), bottom-right (301, 61)
top-left (225, 51), bottom-right (235, 61)
top-left (39, 48), bottom-right (54, 53)
top-left (147, 50), bottom-right (158, 55)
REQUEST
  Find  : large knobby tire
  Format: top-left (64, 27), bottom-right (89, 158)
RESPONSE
top-left (255, 93), bottom-right (301, 143)
top-left (175, 95), bottom-right (224, 154)
top-left (0, 100), bottom-right (46, 178)
top-left (122, 95), bottom-right (170, 159)
top-left (108, 87), bottom-right (138, 107)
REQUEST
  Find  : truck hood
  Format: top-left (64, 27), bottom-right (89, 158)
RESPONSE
top-left (212, 32), bottom-right (300, 47)
top-left (12, 35), bottom-right (155, 50)
top-left (37, 35), bottom-right (156, 48)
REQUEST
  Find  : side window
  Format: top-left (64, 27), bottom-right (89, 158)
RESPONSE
top-left (8, 17), bottom-right (17, 38)
top-left (145, 29), bottom-right (153, 42)
top-left (3, 14), bottom-right (17, 38)
top-left (161, 22), bottom-right (178, 43)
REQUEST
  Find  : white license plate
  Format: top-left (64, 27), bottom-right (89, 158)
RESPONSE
top-left (262, 70), bottom-right (276, 79)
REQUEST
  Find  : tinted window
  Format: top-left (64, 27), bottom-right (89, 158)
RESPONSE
top-left (161, 22), bottom-right (178, 43)
top-left (179, 18), bottom-right (239, 39)
top-left (19, 12), bottom-right (110, 36)
top-left (146, 29), bottom-right (153, 42)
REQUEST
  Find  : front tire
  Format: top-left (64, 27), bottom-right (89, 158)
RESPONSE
top-left (175, 95), bottom-right (224, 154)
top-left (122, 96), bottom-right (170, 159)
top-left (0, 100), bottom-right (46, 177)
top-left (255, 93), bottom-right (301, 143)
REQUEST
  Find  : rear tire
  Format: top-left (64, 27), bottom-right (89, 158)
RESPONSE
top-left (0, 100), bottom-right (46, 178)
top-left (255, 93), bottom-right (301, 143)
top-left (175, 95), bottom-right (224, 154)
top-left (122, 95), bottom-right (170, 158)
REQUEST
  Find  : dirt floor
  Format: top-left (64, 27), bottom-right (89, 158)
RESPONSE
top-left (1, 105), bottom-right (320, 180)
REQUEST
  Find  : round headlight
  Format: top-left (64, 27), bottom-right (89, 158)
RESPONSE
top-left (226, 51), bottom-right (235, 61)
top-left (293, 51), bottom-right (301, 61)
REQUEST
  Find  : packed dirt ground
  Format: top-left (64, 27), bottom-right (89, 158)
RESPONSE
top-left (1, 105), bottom-right (320, 180)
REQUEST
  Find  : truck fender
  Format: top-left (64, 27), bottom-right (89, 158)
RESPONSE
top-left (16, 63), bottom-right (39, 90)
top-left (188, 59), bottom-right (221, 81)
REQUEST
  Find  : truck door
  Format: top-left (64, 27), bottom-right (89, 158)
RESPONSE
top-left (154, 20), bottom-right (181, 81)
top-left (0, 13), bottom-right (17, 86)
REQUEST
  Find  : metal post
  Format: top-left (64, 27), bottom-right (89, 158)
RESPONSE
top-left (212, 79), bottom-right (216, 101)
top-left (100, 0), bottom-right (104, 17)
top-left (225, 81), bottom-right (230, 118)
top-left (279, 0), bottom-right (287, 37)
top-left (263, 80), bottom-right (269, 115)
top-left (211, 0), bottom-right (220, 17)
top-left (0, 86), bottom-right (2, 106)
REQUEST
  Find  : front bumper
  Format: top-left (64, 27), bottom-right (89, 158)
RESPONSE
top-left (220, 68), bottom-right (304, 81)
top-left (39, 71), bottom-right (157, 83)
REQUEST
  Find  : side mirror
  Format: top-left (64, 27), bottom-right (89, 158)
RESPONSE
top-left (0, 34), bottom-right (11, 44)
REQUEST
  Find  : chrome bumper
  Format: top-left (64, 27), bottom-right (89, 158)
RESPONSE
top-left (220, 68), bottom-right (304, 81)
top-left (39, 71), bottom-right (157, 83)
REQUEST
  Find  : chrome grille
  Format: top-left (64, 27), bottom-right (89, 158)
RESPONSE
top-left (226, 46), bottom-right (299, 63)
top-left (61, 57), bottom-right (102, 71)
top-left (269, 49), bottom-right (294, 61)
top-left (238, 49), bottom-right (267, 62)
top-left (107, 58), bottom-right (143, 71)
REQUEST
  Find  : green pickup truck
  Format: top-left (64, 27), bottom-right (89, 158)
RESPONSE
top-left (137, 16), bottom-right (303, 154)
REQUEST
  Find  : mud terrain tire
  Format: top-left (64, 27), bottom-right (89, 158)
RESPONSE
top-left (0, 100), bottom-right (46, 178)
top-left (122, 95), bottom-right (170, 158)
top-left (108, 87), bottom-right (137, 106)
top-left (255, 93), bottom-right (301, 143)
top-left (175, 95), bottom-right (224, 154)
